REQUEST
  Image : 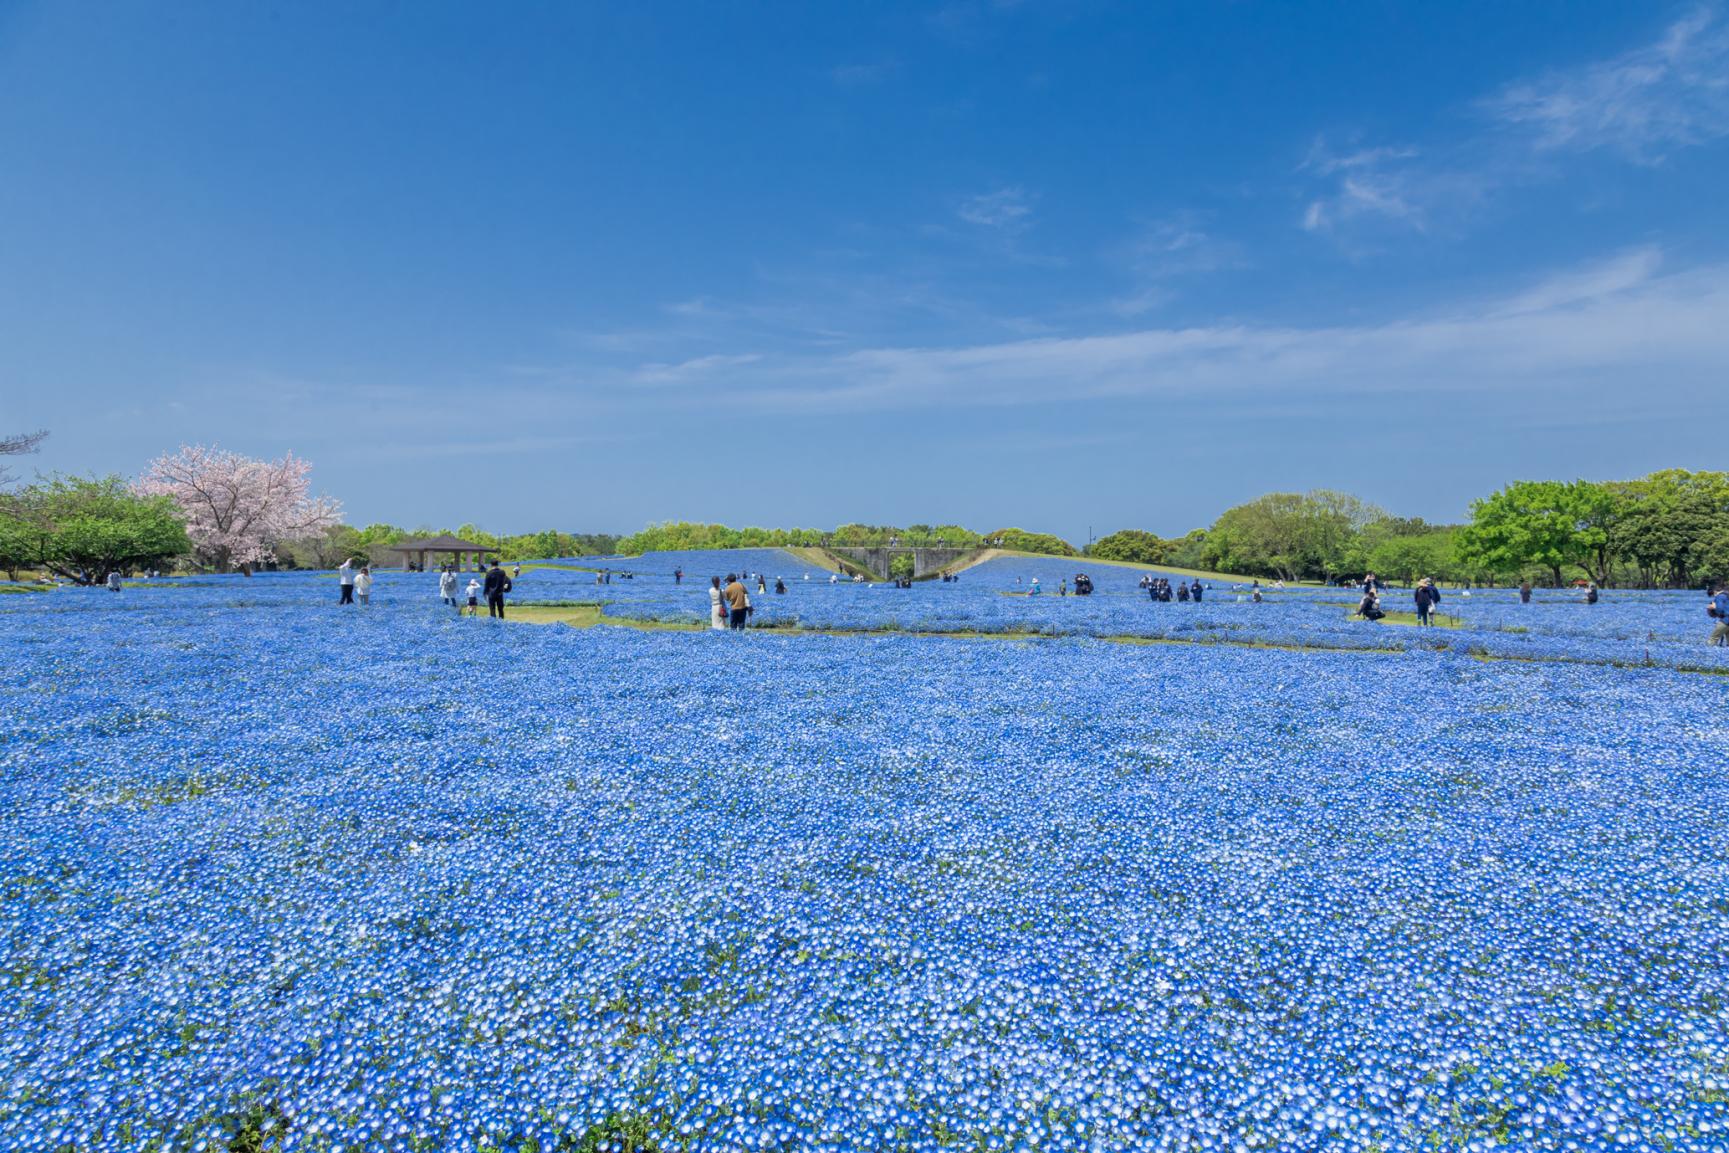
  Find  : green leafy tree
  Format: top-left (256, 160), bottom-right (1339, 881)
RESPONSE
top-left (1610, 470), bottom-right (1729, 587)
top-left (1456, 480), bottom-right (1624, 586)
top-left (987, 527), bottom-right (1078, 557)
top-left (1088, 529), bottom-right (1168, 565)
top-left (15, 475), bottom-right (190, 585)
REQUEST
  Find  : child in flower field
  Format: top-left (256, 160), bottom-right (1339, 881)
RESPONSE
top-left (465, 578), bottom-right (481, 617)
top-left (354, 566), bottom-right (373, 605)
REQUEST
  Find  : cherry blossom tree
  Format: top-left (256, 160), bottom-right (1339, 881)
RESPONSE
top-left (138, 445), bottom-right (342, 573)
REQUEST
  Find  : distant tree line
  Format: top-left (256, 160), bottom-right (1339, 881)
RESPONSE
top-left (7, 426), bottom-right (1722, 589)
top-left (276, 524), bottom-right (623, 571)
top-left (1088, 470), bottom-right (1729, 588)
top-left (613, 522), bottom-right (1077, 557)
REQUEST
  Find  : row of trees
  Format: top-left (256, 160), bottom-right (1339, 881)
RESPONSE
top-left (1086, 470), bottom-right (1729, 587)
top-left (283, 523), bottom-right (620, 570)
top-left (614, 522), bottom-right (1077, 557)
top-left (1457, 472), bottom-right (1729, 588)
top-left (0, 441), bottom-right (348, 584)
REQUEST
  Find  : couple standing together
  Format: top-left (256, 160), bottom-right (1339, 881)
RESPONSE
top-left (709, 574), bottom-right (751, 630)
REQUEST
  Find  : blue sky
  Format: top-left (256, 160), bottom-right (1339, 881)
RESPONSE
top-left (3, 2), bottom-right (1727, 542)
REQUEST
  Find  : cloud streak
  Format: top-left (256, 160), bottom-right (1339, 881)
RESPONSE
top-left (1485, 7), bottom-right (1729, 160)
top-left (956, 186), bottom-right (1035, 231)
top-left (1303, 9), bottom-right (1729, 234)
top-left (617, 250), bottom-right (1729, 416)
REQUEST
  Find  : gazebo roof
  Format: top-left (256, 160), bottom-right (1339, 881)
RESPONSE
top-left (388, 535), bottom-right (493, 553)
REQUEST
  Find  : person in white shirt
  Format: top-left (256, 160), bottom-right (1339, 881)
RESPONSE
top-left (338, 558), bottom-right (357, 604)
top-left (465, 578), bottom-right (482, 617)
top-left (355, 566), bottom-right (374, 605)
top-left (708, 576), bottom-right (727, 630)
top-left (438, 568), bottom-right (458, 609)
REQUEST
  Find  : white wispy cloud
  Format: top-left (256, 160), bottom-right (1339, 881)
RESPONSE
top-left (633, 353), bottom-right (763, 385)
top-left (603, 250), bottom-right (1727, 415)
top-left (957, 186), bottom-right (1035, 231)
top-left (1303, 9), bottom-right (1729, 235)
top-left (1109, 215), bottom-right (1245, 314)
top-left (1300, 141), bottom-right (1456, 233)
top-left (1485, 6), bottom-right (1729, 160)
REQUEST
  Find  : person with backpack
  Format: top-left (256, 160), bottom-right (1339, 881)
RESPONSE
top-left (1414, 577), bottom-right (1441, 626)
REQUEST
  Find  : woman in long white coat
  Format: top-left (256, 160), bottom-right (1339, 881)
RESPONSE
top-left (708, 577), bottom-right (727, 630)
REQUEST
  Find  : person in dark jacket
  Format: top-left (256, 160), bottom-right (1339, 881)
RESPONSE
top-left (1584, 582), bottom-right (1599, 604)
top-left (1413, 578), bottom-right (1441, 626)
top-left (1519, 580), bottom-right (1532, 604)
top-left (483, 561), bottom-right (512, 619)
top-left (1190, 579), bottom-right (1203, 603)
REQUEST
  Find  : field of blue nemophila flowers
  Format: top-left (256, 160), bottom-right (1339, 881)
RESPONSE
top-left (3, 565), bottom-right (1729, 1153)
top-left (526, 551), bottom-right (1729, 674)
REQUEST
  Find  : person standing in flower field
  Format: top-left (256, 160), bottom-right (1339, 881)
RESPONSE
top-left (1709, 586), bottom-right (1729, 647)
top-left (1414, 577), bottom-right (1442, 626)
top-left (709, 577), bottom-right (727, 630)
top-left (354, 566), bottom-right (373, 606)
top-left (465, 577), bottom-right (481, 617)
top-left (724, 573), bottom-right (750, 629)
top-left (337, 557), bottom-right (357, 604)
top-left (483, 560), bottom-right (511, 619)
top-left (438, 567), bottom-right (458, 610)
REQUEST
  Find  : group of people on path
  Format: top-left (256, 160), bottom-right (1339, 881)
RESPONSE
top-left (338, 557), bottom-right (513, 618)
top-left (1141, 575), bottom-right (1203, 603)
top-left (435, 563), bottom-right (510, 617)
top-left (1355, 572), bottom-right (1444, 624)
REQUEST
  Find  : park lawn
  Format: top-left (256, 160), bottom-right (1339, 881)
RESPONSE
top-left (1344, 610), bottom-right (1464, 629)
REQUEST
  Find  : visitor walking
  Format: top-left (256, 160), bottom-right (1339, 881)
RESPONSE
top-left (1710, 586), bottom-right (1729, 646)
top-left (439, 567), bottom-right (458, 609)
top-left (1190, 579), bottom-right (1203, 603)
top-left (484, 560), bottom-right (511, 619)
top-left (675, 568), bottom-right (683, 585)
top-left (1519, 580), bottom-right (1532, 604)
top-left (1414, 577), bottom-right (1441, 626)
top-left (338, 558), bottom-right (357, 604)
top-left (355, 566), bottom-right (373, 606)
top-left (709, 577), bottom-right (727, 630)
top-left (724, 573), bottom-right (750, 629)
top-left (774, 577), bottom-right (787, 594)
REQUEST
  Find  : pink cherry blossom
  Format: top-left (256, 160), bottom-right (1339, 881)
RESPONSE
top-left (138, 445), bottom-right (342, 572)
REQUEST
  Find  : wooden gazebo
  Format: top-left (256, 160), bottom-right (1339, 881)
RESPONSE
top-left (388, 535), bottom-right (495, 572)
